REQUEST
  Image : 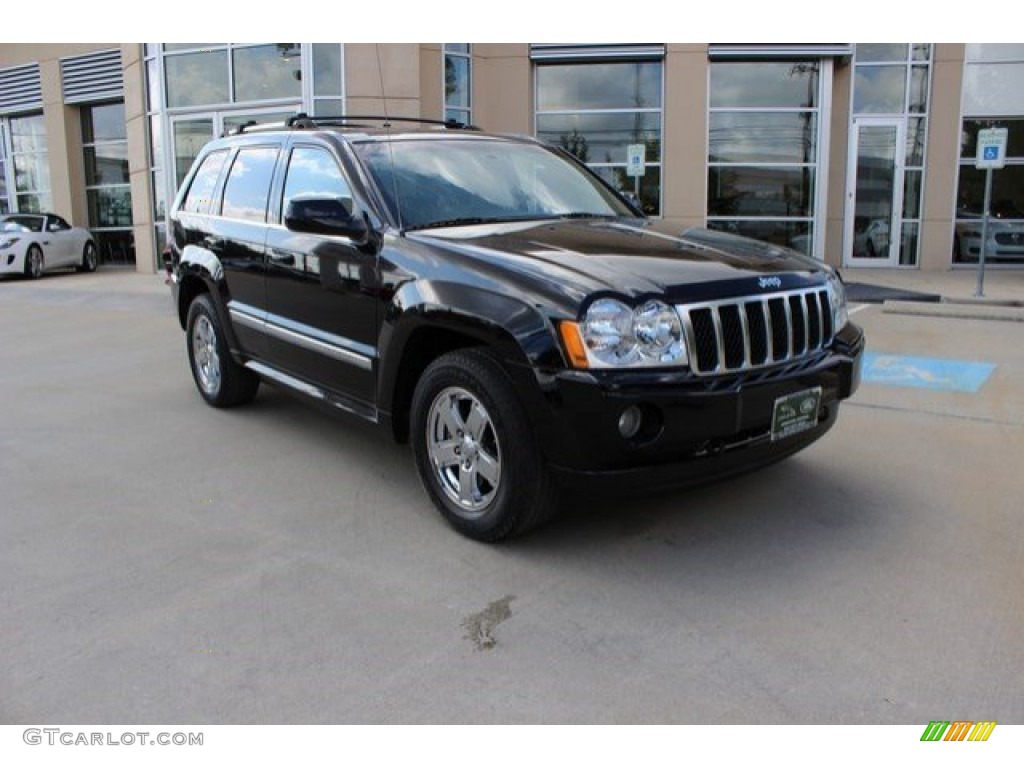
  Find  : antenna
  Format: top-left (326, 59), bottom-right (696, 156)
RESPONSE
top-left (375, 43), bottom-right (404, 231)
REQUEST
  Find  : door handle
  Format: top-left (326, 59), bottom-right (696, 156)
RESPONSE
top-left (270, 249), bottom-right (296, 266)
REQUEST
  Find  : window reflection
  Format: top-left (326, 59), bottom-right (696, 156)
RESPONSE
top-left (854, 43), bottom-right (908, 63)
top-left (165, 50), bottom-right (228, 108)
top-left (709, 62), bottom-right (818, 109)
top-left (536, 61), bottom-right (663, 215)
top-left (232, 45), bottom-right (302, 103)
top-left (538, 62), bottom-right (661, 111)
top-left (709, 112), bottom-right (816, 164)
top-left (853, 66), bottom-right (906, 113)
top-left (707, 61), bottom-right (820, 255)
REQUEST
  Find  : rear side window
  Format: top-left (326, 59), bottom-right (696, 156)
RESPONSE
top-left (220, 146), bottom-right (280, 222)
top-left (182, 150), bottom-right (229, 214)
top-left (281, 145), bottom-right (354, 217)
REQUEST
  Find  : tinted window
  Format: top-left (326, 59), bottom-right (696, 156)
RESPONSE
top-left (182, 150), bottom-right (228, 214)
top-left (220, 146), bottom-right (280, 222)
top-left (49, 216), bottom-right (71, 231)
top-left (282, 146), bottom-right (353, 217)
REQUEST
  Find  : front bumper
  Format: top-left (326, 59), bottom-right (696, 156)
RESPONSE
top-left (521, 323), bottom-right (864, 493)
top-left (0, 251), bottom-right (25, 274)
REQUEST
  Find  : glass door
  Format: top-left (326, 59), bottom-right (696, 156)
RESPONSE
top-left (844, 117), bottom-right (905, 266)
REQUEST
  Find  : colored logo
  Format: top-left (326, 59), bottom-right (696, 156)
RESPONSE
top-left (920, 721), bottom-right (996, 742)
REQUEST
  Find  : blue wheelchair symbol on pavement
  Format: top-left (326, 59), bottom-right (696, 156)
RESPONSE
top-left (983, 146), bottom-right (999, 160)
top-left (862, 352), bottom-right (995, 393)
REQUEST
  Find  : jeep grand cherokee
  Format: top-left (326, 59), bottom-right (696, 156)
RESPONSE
top-left (167, 114), bottom-right (864, 541)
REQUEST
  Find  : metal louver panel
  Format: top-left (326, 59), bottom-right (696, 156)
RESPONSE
top-left (530, 44), bottom-right (665, 61)
top-left (0, 63), bottom-right (42, 115)
top-left (61, 49), bottom-right (123, 104)
top-left (678, 286), bottom-right (834, 377)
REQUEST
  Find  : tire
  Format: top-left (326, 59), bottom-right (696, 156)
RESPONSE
top-left (79, 241), bottom-right (98, 273)
top-left (24, 245), bottom-right (43, 279)
top-left (410, 348), bottom-right (558, 541)
top-left (185, 293), bottom-right (259, 407)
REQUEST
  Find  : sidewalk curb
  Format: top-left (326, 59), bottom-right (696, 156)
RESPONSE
top-left (882, 299), bottom-right (1024, 322)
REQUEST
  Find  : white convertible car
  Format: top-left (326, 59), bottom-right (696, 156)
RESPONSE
top-left (0, 213), bottom-right (97, 279)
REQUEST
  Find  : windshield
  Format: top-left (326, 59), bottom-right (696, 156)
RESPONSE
top-left (354, 137), bottom-right (639, 231)
top-left (0, 215), bottom-right (44, 233)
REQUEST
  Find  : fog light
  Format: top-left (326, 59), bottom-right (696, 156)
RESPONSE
top-left (618, 406), bottom-right (643, 439)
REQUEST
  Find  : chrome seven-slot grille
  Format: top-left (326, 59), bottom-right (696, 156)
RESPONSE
top-left (677, 286), bottom-right (834, 376)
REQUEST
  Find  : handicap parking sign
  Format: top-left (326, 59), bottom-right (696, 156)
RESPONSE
top-left (976, 128), bottom-right (1008, 169)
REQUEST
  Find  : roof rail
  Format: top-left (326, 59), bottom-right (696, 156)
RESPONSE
top-left (286, 112), bottom-right (479, 131)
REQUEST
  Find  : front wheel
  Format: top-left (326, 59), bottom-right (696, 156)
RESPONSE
top-left (411, 349), bottom-right (558, 541)
top-left (24, 245), bottom-right (43, 279)
top-left (185, 293), bottom-right (259, 407)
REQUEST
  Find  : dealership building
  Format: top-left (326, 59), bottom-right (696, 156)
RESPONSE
top-left (0, 43), bottom-right (1021, 274)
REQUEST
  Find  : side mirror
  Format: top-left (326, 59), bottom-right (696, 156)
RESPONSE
top-left (284, 196), bottom-right (368, 242)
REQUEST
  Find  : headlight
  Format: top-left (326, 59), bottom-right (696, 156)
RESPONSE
top-left (825, 269), bottom-right (849, 332)
top-left (561, 297), bottom-right (687, 369)
top-left (0, 237), bottom-right (20, 250)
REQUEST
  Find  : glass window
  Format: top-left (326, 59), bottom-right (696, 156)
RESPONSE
top-left (538, 61), bottom-right (661, 111)
top-left (282, 146), bottom-right (353, 217)
top-left (854, 44), bottom-right (908, 63)
top-left (82, 103), bottom-right (127, 143)
top-left (709, 112), bottom-right (816, 164)
top-left (710, 62), bottom-right (818, 110)
top-left (537, 112), bottom-right (661, 164)
top-left (313, 44), bottom-right (342, 99)
top-left (165, 50), bottom-right (229, 108)
top-left (86, 187), bottom-right (133, 228)
top-left (707, 61), bottom-right (821, 256)
top-left (232, 44), bottom-right (302, 103)
top-left (853, 66), bottom-right (906, 114)
top-left (536, 60), bottom-right (663, 215)
top-left (220, 146), bottom-right (279, 221)
top-left (444, 44), bottom-right (472, 125)
top-left (183, 150), bottom-right (228, 214)
top-left (8, 114), bottom-right (50, 213)
top-left (81, 102), bottom-right (134, 264)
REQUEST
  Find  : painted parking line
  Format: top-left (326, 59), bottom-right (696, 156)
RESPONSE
top-left (862, 352), bottom-right (996, 393)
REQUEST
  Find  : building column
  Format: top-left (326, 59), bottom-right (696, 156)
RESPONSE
top-left (920, 44), bottom-right (965, 271)
top-left (39, 58), bottom-right (86, 226)
top-left (662, 45), bottom-right (709, 232)
top-left (122, 43), bottom-right (156, 273)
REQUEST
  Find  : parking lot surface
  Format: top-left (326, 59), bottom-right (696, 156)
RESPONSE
top-left (2, 271), bottom-right (1022, 724)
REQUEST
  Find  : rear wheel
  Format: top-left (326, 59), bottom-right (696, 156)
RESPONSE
top-left (411, 349), bottom-right (558, 541)
top-left (185, 293), bottom-right (259, 407)
top-left (79, 241), bottom-right (98, 273)
top-left (24, 245), bottom-right (43, 279)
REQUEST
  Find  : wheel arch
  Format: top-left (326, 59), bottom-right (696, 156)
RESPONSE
top-left (379, 281), bottom-right (565, 444)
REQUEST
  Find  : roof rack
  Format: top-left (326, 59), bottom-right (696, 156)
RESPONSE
top-left (286, 112), bottom-right (480, 131)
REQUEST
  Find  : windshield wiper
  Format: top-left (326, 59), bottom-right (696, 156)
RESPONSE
top-left (553, 212), bottom-right (617, 220)
top-left (404, 217), bottom-right (515, 232)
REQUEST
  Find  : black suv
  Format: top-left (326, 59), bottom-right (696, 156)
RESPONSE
top-left (167, 114), bottom-right (864, 541)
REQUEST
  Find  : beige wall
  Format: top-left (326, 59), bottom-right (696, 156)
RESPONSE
top-left (825, 59), bottom-right (853, 269)
top-left (345, 44), bottom-right (421, 119)
top-left (662, 45), bottom-right (709, 231)
top-left (472, 44), bottom-right (531, 134)
top-left (920, 44), bottom-right (965, 271)
top-left (121, 43), bottom-right (155, 273)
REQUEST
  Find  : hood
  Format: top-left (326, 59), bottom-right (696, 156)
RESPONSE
top-left (407, 218), bottom-right (827, 307)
